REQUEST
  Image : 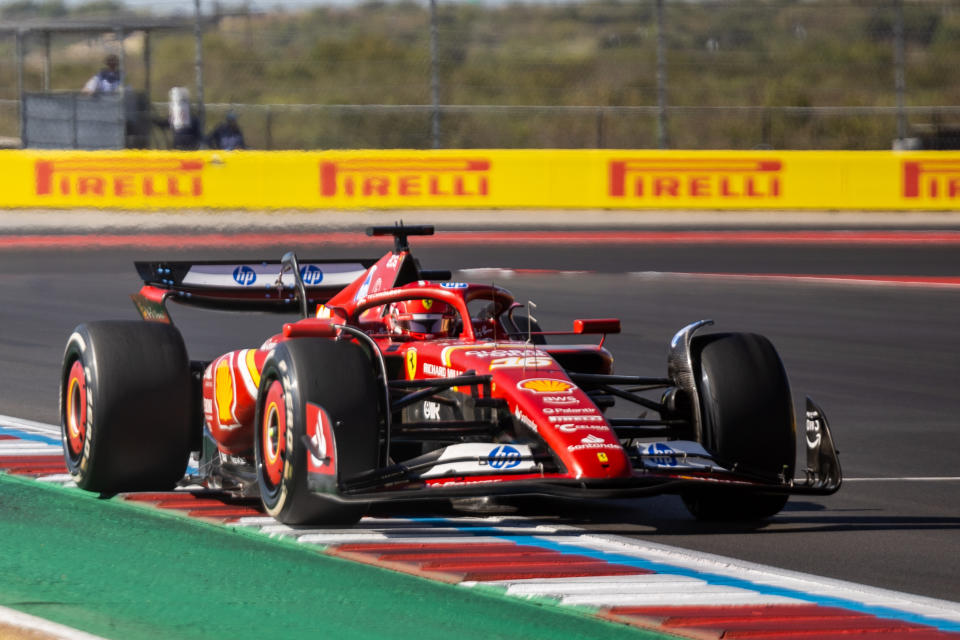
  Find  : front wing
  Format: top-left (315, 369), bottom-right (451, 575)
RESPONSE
top-left (306, 398), bottom-right (842, 504)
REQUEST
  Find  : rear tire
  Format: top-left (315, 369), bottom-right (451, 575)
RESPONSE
top-left (681, 332), bottom-right (795, 521)
top-left (60, 321), bottom-right (193, 493)
top-left (511, 313), bottom-right (546, 345)
top-left (254, 339), bottom-right (381, 525)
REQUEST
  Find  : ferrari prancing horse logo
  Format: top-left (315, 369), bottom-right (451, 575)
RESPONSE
top-left (406, 348), bottom-right (417, 380)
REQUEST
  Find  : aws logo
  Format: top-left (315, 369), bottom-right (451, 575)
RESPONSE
top-left (35, 158), bottom-right (203, 198)
top-left (609, 158), bottom-right (782, 199)
top-left (319, 157), bottom-right (490, 199)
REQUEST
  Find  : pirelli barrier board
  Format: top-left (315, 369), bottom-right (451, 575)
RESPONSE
top-left (2, 149), bottom-right (959, 210)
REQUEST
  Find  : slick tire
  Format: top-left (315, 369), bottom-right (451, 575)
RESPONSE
top-left (254, 339), bottom-right (381, 525)
top-left (60, 321), bottom-right (193, 493)
top-left (681, 332), bottom-right (796, 521)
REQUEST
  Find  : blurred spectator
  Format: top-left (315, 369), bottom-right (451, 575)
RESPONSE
top-left (82, 54), bottom-right (122, 95)
top-left (206, 111), bottom-right (247, 150)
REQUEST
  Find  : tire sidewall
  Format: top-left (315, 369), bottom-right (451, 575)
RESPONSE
top-left (255, 346), bottom-right (301, 517)
top-left (60, 327), bottom-right (98, 486)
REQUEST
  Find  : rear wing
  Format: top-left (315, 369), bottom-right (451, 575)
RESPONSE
top-left (132, 257), bottom-right (376, 320)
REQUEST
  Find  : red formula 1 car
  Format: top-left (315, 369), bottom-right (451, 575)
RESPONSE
top-left (60, 224), bottom-right (841, 525)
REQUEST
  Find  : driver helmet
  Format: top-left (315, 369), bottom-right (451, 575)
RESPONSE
top-left (386, 299), bottom-right (456, 339)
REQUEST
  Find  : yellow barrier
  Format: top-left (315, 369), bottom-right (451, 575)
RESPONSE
top-left (2, 149), bottom-right (959, 210)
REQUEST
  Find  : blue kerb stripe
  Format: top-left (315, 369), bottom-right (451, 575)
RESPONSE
top-left (0, 426), bottom-right (60, 446)
top-left (412, 518), bottom-right (960, 633)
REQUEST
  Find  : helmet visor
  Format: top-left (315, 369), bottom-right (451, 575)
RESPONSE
top-left (403, 313), bottom-right (452, 336)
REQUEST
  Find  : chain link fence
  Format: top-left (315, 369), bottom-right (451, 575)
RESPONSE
top-left (2, 0), bottom-right (959, 150)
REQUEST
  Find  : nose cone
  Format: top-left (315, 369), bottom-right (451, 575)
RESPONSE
top-left (498, 373), bottom-right (630, 479)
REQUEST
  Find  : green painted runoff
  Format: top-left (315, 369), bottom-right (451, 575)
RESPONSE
top-left (0, 474), bottom-right (674, 640)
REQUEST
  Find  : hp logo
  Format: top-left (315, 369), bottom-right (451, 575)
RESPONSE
top-left (300, 265), bottom-right (324, 286)
top-left (232, 266), bottom-right (257, 286)
top-left (487, 445), bottom-right (522, 469)
top-left (648, 442), bottom-right (678, 467)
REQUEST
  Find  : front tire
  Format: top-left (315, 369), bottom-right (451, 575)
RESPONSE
top-left (254, 339), bottom-right (381, 525)
top-left (60, 321), bottom-right (193, 493)
top-left (682, 332), bottom-right (795, 521)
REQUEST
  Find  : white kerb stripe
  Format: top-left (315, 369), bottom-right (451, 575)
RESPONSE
top-left (0, 414), bottom-right (61, 436)
top-left (0, 605), bottom-right (106, 640)
top-left (560, 591), bottom-right (803, 606)
top-left (0, 445), bottom-right (62, 456)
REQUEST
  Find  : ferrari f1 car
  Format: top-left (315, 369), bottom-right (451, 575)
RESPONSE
top-left (60, 224), bottom-right (841, 525)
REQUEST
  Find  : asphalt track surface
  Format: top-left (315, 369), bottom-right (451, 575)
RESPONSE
top-left (0, 212), bottom-right (958, 614)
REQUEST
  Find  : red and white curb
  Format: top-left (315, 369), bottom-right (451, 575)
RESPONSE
top-left (0, 416), bottom-right (72, 483)
top-left (4, 415), bottom-right (960, 640)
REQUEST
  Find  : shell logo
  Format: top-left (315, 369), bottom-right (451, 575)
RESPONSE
top-left (517, 378), bottom-right (575, 394)
top-left (214, 355), bottom-right (237, 425)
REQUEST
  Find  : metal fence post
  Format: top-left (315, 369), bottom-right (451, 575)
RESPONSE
top-left (194, 0), bottom-right (206, 139)
top-left (116, 28), bottom-right (126, 94)
top-left (71, 93), bottom-right (78, 149)
top-left (893, 0), bottom-right (907, 140)
top-left (429, 0), bottom-right (441, 149)
top-left (43, 31), bottom-right (51, 92)
top-left (655, 0), bottom-right (669, 149)
top-left (596, 108), bottom-right (605, 148)
top-left (144, 30), bottom-right (152, 103)
top-left (16, 30), bottom-right (25, 147)
top-left (265, 105), bottom-right (273, 150)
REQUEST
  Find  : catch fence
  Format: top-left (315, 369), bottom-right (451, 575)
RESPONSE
top-left (1, 0), bottom-right (958, 150)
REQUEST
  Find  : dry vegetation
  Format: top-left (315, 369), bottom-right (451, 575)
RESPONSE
top-left (1, 0), bottom-right (958, 148)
